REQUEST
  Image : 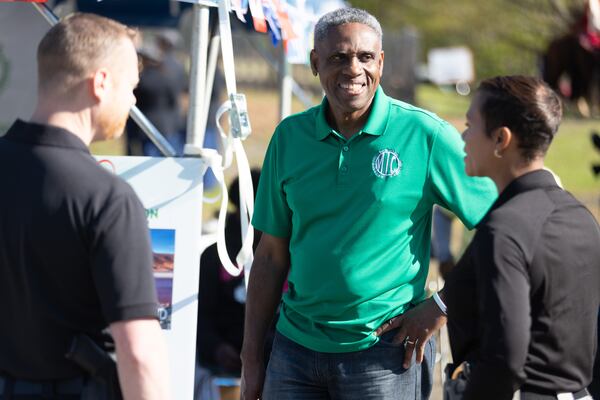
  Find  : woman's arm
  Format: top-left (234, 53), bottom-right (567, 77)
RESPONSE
top-left (464, 228), bottom-right (531, 400)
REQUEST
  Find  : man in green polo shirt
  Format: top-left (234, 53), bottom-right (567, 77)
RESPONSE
top-left (241, 7), bottom-right (497, 400)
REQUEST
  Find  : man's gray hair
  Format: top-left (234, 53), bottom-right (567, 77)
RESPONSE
top-left (314, 8), bottom-right (382, 45)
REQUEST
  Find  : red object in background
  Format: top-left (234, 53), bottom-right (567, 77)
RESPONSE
top-left (271, 0), bottom-right (297, 41)
top-left (580, 11), bottom-right (600, 50)
top-left (248, 0), bottom-right (267, 33)
top-left (558, 76), bottom-right (573, 99)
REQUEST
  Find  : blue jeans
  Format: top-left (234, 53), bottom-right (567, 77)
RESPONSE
top-left (262, 329), bottom-right (435, 400)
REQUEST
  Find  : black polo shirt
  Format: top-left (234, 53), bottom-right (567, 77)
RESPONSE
top-left (445, 169), bottom-right (600, 399)
top-left (0, 120), bottom-right (158, 380)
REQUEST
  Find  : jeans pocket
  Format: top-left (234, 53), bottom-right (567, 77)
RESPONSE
top-left (375, 327), bottom-right (405, 348)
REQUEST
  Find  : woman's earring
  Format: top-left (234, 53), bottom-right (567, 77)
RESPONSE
top-left (494, 149), bottom-right (503, 159)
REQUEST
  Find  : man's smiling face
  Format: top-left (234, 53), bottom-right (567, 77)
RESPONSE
top-left (311, 22), bottom-right (384, 119)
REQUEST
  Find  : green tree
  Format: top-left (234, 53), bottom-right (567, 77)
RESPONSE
top-left (349, 0), bottom-right (587, 79)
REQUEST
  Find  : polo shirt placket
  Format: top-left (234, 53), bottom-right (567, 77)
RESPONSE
top-left (328, 132), bottom-right (364, 187)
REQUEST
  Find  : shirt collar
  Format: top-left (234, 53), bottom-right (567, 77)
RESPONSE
top-left (489, 169), bottom-right (560, 212)
top-left (314, 86), bottom-right (390, 141)
top-left (4, 119), bottom-right (90, 154)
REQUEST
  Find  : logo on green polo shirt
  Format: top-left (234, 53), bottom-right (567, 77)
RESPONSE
top-left (372, 149), bottom-right (402, 178)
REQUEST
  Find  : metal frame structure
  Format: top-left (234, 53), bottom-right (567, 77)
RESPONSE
top-left (36, 0), bottom-right (300, 158)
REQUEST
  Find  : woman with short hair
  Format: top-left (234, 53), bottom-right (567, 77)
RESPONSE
top-left (443, 75), bottom-right (600, 400)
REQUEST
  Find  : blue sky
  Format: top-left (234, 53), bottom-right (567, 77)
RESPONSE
top-left (150, 229), bottom-right (175, 254)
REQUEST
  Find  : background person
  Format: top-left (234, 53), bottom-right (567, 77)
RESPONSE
top-left (443, 75), bottom-right (600, 400)
top-left (591, 311), bottom-right (600, 399)
top-left (195, 169), bottom-right (267, 400)
top-left (126, 34), bottom-right (186, 157)
top-left (241, 7), bottom-right (497, 400)
top-left (431, 206), bottom-right (456, 280)
top-left (0, 13), bottom-right (171, 400)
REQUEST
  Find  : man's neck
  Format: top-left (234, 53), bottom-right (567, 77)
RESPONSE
top-left (30, 106), bottom-right (94, 147)
top-left (328, 108), bottom-right (371, 140)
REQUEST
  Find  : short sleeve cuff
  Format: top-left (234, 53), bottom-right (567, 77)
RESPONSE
top-left (106, 302), bottom-right (159, 324)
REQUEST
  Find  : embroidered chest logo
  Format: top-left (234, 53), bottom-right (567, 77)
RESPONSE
top-left (372, 149), bottom-right (402, 178)
top-left (97, 159), bottom-right (116, 174)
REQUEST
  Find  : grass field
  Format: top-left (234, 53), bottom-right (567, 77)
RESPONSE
top-left (415, 85), bottom-right (600, 202)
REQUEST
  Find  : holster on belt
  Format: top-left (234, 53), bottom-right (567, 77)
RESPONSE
top-left (65, 334), bottom-right (123, 400)
top-left (443, 362), bottom-right (471, 400)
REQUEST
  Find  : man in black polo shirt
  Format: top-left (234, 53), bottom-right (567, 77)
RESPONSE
top-left (0, 13), bottom-right (171, 400)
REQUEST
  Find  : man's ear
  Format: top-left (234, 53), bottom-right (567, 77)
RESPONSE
top-left (309, 49), bottom-right (318, 76)
top-left (379, 50), bottom-right (384, 75)
top-left (91, 68), bottom-right (110, 102)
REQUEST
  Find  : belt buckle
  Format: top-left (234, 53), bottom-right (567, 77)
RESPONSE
top-left (557, 393), bottom-right (575, 400)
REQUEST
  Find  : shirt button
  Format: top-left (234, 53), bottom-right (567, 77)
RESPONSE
top-left (342, 145), bottom-right (349, 152)
top-left (341, 166), bottom-right (348, 173)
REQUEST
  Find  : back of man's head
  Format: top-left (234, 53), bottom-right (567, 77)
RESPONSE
top-left (37, 13), bottom-right (136, 96)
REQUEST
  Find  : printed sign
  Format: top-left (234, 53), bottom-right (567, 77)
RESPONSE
top-left (152, 228), bottom-right (176, 330)
top-left (95, 156), bottom-right (207, 400)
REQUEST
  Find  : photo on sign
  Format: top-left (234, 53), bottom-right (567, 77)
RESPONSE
top-left (150, 228), bottom-right (175, 330)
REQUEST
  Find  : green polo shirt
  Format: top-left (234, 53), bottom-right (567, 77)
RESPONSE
top-left (252, 87), bottom-right (497, 353)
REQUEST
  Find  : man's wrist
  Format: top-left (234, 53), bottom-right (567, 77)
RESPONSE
top-left (240, 346), bottom-right (265, 364)
top-left (432, 291), bottom-right (447, 315)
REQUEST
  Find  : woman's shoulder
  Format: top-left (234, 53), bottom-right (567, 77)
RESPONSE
top-left (487, 189), bottom-right (556, 230)
top-left (477, 189), bottom-right (558, 262)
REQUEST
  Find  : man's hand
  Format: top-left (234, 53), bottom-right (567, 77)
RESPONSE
top-left (374, 298), bottom-right (447, 369)
top-left (240, 359), bottom-right (265, 400)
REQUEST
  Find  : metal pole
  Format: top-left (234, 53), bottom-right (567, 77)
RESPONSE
top-left (32, 3), bottom-right (177, 157)
top-left (129, 108), bottom-right (177, 156)
top-left (201, 33), bottom-right (221, 135)
top-left (185, 4), bottom-right (210, 154)
top-left (32, 3), bottom-right (57, 25)
top-left (278, 43), bottom-right (292, 120)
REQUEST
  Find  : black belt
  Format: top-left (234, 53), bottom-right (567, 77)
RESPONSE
top-left (520, 387), bottom-right (591, 399)
top-left (0, 376), bottom-right (83, 397)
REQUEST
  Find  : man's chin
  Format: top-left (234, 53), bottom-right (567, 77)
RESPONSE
top-left (340, 92), bottom-right (375, 111)
top-left (93, 128), bottom-right (124, 143)
top-left (111, 126), bottom-right (126, 140)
